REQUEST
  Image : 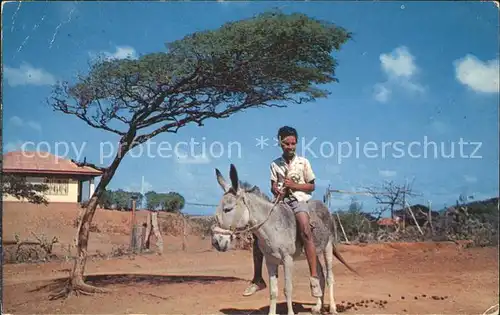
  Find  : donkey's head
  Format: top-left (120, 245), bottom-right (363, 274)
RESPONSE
top-left (211, 164), bottom-right (252, 252)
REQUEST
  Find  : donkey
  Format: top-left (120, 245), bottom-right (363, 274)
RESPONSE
top-left (211, 164), bottom-right (358, 315)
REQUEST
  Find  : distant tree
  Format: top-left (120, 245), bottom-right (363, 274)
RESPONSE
top-left (145, 190), bottom-right (185, 212)
top-left (348, 196), bottom-right (363, 212)
top-left (165, 192), bottom-right (185, 212)
top-left (97, 190), bottom-right (113, 209)
top-left (336, 198), bottom-right (373, 241)
top-left (145, 191), bottom-right (160, 210)
top-left (2, 174), bottom-right (50, 205)
top-left (365, 180), bottom-right (419, 220)
top-left (97, 189), bottom-right (143, 210)
top-left (47, 10), bottom-right (351, 298)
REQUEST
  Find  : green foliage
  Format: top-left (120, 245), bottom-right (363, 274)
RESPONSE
top-left (50, 10), bottom-right (352, 144)
top-left (433, 196), bottom-right (499, 246)
top-left (336, 208), bottom-right (375, 240)
top-left (461, 197), bottom-right (499, 224)
top-left (145, 191), bottom-right (185, 213)
top-left (333, 196), bottom-right (498, 246)
top-left (2, 174), bottom-right (50, 205)
top-left (97, 188), bottom-right (185, 212)
top-left (167, 10), bottom-right (352, 99)
top-left (97, 189), bottom-right (143, 211)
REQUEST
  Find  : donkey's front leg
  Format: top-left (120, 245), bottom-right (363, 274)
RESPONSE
top-left (266, 261), bottom-right (279, 315)
top-left (283, 255), bottom-right (295, 315)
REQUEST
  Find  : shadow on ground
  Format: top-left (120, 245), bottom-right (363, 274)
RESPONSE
top-left (85, 274), bottom-right (245, 286)
top-left (30, 274), bottom-right (246, 296)
top-left (220, 301), bottom-right (320, 315)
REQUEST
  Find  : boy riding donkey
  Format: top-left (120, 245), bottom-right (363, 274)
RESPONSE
top-left (243, 126), bottom-right (323, 299)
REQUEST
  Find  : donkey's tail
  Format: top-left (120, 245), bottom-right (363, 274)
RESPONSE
top-left (331, 242), bottom-right (361, 276)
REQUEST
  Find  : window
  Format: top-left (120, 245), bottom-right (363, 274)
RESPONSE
top-left (44, 178), bottom-right (69, 196)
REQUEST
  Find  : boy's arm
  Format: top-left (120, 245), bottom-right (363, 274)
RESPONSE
top-left (284, 179), bottom-right (315, 193)
top-left (270, 163), bottom-right (280, 197)
top-left (283, 159), bottom-right (316, 193)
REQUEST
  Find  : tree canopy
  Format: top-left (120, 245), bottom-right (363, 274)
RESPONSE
top-left (97, 189), bottom-right (143, 210)
top-left (2, 174), bottom-right (49, 205)
top-left (145, 191), bottom-right (185, 212)
top-left (96, 189), bottom-right (185, 212)
top-left (50, 11), bottom-right (351, 147)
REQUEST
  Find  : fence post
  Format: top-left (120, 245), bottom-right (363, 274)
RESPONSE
top-left (151, 212), bottom-right (164, 254)
top-left (428, 200), bottom-right (434, 236)
top-left (143, 211), bottom-right (152, 250)
top-left (129, 197), bottom-right (141, 253)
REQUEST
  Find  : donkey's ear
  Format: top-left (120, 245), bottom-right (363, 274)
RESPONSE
top-left (229, 164), bottom-right (239, 192)
top-left (215, 168), bottom-right (230, 192)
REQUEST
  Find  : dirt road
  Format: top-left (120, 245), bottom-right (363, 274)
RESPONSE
top-left (3, 241), bottom-right (498, 314)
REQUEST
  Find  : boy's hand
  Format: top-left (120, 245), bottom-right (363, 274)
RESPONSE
top-left (283, 178), bottom-right (297, 190)
top-left (276, 190), bottom-right (286, 202)
top-left (272, 183), bottom-right (282, 196)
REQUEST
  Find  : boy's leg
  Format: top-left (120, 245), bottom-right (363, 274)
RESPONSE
top-left (243, 234), bottom-right (266, 296)
top-left (293, 201), bottom-right (322, 297)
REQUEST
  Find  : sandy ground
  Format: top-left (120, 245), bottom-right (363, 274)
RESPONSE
top-left (3, 202), bottom-right (499, 314)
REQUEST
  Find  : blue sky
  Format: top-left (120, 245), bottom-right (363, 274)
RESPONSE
top-left (3, 1), bottom-right (499, 215)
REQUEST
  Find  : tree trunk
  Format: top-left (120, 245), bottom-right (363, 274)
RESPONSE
top-left (50, 146), bottom-right (128, 299)
top-left (71, 195), bottom-right (102, 282)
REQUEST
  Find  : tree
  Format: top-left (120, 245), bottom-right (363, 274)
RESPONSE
top-left (145, 191), bottom-right (184, 212)
top-left (165, 192), bottom-right (185, 212)
top-left (365, 180), bottom-right (418, 219)
top-left (2, 174), bottom-right (50, 205)
top-left (97, 189), bottom-right (143, 210)
top-left (47, 10), bottom-right (351, 298)
top-left (348, 196), bottom-right (363, 212)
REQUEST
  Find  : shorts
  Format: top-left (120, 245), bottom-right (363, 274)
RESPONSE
top-left (283, 196), bottom-right (309, 214)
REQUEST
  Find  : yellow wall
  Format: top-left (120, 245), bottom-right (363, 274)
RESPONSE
top-left (3, 175), bottom-right (80, 203)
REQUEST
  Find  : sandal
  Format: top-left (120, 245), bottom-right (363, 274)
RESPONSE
top-left (310, 276), bottom-right (323, 297)
top-left (243, 281), bottom-right (267, 296)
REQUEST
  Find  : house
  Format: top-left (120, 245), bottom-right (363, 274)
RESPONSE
top-left (2, 150), bottom-right (102, 204)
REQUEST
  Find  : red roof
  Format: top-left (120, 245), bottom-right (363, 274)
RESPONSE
top-left (377, 218), bottom-right (399, 226)
top-left (3, 151), bottom-right (103, 176)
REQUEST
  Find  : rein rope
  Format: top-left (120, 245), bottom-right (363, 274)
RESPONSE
top-left (212, 197), bottom-right (281, 237)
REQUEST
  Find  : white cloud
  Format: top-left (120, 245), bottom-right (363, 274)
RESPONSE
top-left (9, 116), bottom-right (24, 127)
top-left (8, 116), bottom-right (42, 133)
top-left (27, 121), bottom-right (42, 132)
top-left (93, 46), bottom-right (138, 61)
top-left (463, 175), bottom-right (477, 183)
top-left (373, 46), bottom-right (425, 103)
top-left (373, 84), bottom-right (391, 103)
top-left (453, 54), bottom-right (499, 94)
top-left (380, 46), bottom-right (417, 78)
top-left (379, 169), bottom-right (397, 177)
top-left (4, 63), bottom-right (56, 87)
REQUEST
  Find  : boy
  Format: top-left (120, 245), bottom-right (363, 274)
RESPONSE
top-left (242, 126), bottom-right (322, 298)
